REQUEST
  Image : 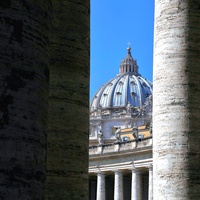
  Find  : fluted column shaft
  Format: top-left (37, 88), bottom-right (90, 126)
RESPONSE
top-left (131, 169), bottom-right (142, 200)
top-left (148, 166), bottom-right (153, 200)
top-left (96, 173), bottom-right (105, 200)
top-left (114, 171), bottom-right (124, 200)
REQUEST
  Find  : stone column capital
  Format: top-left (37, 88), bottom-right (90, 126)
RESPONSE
top-left (97, 171), bottom-right (106, 176)
top-left (148, 164), bottom-right (153, 171)
top-left (113, 169), bottom-right (124, 174)
top-left (131, 168), bottom-right (140, 174)
top-left (96, 167), bottom-right (106, 175)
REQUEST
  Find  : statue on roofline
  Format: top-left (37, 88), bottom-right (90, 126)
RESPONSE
top-left (97, 130), bottom-right (104, 145)
top-left (132, 124), bottom-right (138, 140)
top-left (114, 127), bottom-right (121, 143)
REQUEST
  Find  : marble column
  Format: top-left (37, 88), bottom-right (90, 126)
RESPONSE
top-left (153, 0), bottom-right (200, 199)
top-left (148, 165), bottom-right (153, 200)
top-left (114, 170), bottom-right (124, 200)
top-left (131, 169), bottom-right (142, 200)
top-left (96, 172), bottom-right (106, 200)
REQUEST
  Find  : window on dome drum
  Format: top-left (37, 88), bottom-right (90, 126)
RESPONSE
top-left (116, 92), bottom-right (121, 95)
top-left (146, 93), bottom-right (150, 98)
top-left (131, 92), bottom-right (136, 96)
top-left (142, 82), bottom-right (147, 86)
top-left (130, 81), bottom-right (135, 85)
top-left (109, 83), bottom-right (113, 86)
top-left (119, 81), bottom-right (124, 85)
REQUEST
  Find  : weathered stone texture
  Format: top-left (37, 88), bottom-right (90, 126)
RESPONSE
top-left (114, 171), bottom-right (123, 200)
top-left (153, 0), bottom-right (200, 199)
top-left (0, 1), bottom-right (50, 199)
top-left (46, 0), bottom-right (90, 199)
top-left (96, 173), bottom-right (106, 200)
top-left (131, 170), bottom-right (142, 200)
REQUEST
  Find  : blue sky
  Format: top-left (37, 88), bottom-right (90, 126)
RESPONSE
top-left (90, 0), bottom-right (155, 100)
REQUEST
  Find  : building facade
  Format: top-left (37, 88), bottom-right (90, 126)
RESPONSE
top-left (0, 1), bottom-right (200, 200)
top-left (89, 47), bottom-right (153, 200)
top-left (89, 2), bottom-right (200, 199)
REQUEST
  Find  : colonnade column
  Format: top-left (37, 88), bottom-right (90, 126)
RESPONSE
top-left (114, 170), bottom-right (124, 200)
top-left (131, 169), bottom-right (142, 200)
top-left (148, 165), bottom-right (153, 200)
top-left (153, 0), bottom-right (200, 199)
top-left (96, 172), bottom-right (105, 200)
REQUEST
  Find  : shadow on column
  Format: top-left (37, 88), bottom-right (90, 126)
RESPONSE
top-left (142, 173), bottom-right (149, 200)
top-left (106, 175), bottom-right (114, 200)
top-left (123, 173), bottom-right (131, 200)
top-left (89, 176), bottom-right (97, 200)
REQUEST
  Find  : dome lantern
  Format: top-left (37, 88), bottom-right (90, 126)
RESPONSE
top-left (119, 46), bottom-right (139, 74)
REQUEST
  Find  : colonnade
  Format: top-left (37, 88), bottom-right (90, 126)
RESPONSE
top-left (89, 166), bottom-right (153, 200)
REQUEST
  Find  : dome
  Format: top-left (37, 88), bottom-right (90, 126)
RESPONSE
top-left (90, 47), bottom-right (152, 117)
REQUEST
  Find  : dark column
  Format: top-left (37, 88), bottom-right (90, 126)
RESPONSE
top-left (0, 1), bottom-right (50, 199)
top-left (46, 0), bottom-right (90, 199)
top-left (106, 175), bottom-right (114, 200)
top-left (123, 173), bottom-right (131, 200)
top-left (89, 177), bottom-right (97, 200)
